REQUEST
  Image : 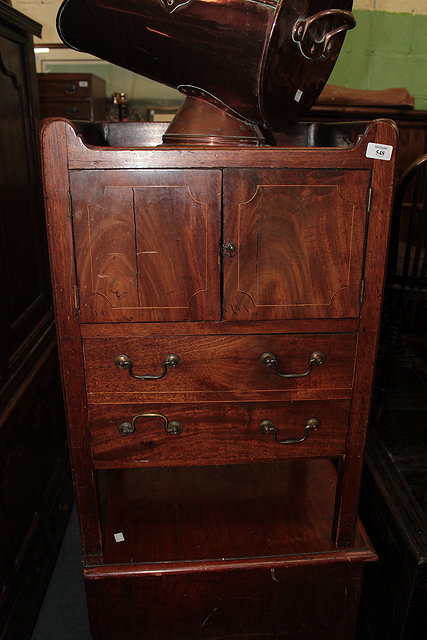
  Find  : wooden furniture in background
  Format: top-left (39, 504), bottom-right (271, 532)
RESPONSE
top-left (0, 4), bottom-right (72, 640)
top-left (373, 152), bottom-right (427, 421)
top-left (310, 104), bottom-right (427, 181)
top-left (359, 356), bottom-right (427, 640)
top-left (38, 72), bottom-right (106, 121)
top-left (41, 117), bottom-right (397, 639)
top-left (386, 152), bottom-right (427, 336)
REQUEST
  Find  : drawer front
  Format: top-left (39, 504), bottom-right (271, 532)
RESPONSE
top-left (38, 77), bottom-right (92, 98)
top-left (85, 560), bottom-right (363, 640)
top-left (40, 99), bottom-right (92, 120)
top-left (88, 400), bottom-right (350, 467)
top-left (84, 333), bottom-right (356, 403)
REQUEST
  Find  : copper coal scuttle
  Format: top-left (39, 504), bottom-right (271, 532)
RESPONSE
top-left (57, 0), bottom-right (355, 144)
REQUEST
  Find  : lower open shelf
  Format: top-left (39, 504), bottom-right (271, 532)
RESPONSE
top-left (85, 459), bottom-right (375, 639)
top-left (97, 458), bottom-right (374, 567)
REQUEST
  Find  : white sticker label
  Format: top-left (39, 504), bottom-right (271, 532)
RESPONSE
top-left (114, 532), bottom-right (125, 543)
top-left (366, 142), bottom-right (394, 161)
top-left (294, 89), bottom-right (303, 103)
top-left (78, 81), bottom-right (89, 87)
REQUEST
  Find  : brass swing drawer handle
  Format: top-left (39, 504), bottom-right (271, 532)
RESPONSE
top-left (114, 353), bottom-right (180, 380)
top-left (260, 417), bottom-right (320, 445)
top-left (293, 9), bottom-right (356, 60)
top-left (119, 412), bottom-right (182, 436)
top-left (260, 351), bottom-right (326, 378)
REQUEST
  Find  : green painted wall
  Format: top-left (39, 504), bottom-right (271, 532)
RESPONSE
top-left (329, 10), bottom-right (427, 109)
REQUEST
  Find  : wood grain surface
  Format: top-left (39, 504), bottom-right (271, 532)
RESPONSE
top-left (40, 116), bottom-right (397, 560)
top-left (88, 399), bottom-right (350, 467)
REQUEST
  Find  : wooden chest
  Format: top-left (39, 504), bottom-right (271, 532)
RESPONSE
top-left (40, 118), bottom-right (397, 638)
top-left (38, 72), bottom-right (106, 121)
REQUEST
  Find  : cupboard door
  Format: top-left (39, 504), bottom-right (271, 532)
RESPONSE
top-left (223, 169), bottom-right (370, 320)
top-left (71, 170), bottom-right (221, 322)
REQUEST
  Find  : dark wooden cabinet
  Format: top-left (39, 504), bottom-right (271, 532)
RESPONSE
top-left (38, 72), bottom-right (106, 121)
top-left (0, 5), bottom-right (72, 639)
top-left (359, 357), bottom-right (427, 640)
top-left (70, 166), bottom-right (369, 323)
top-left (71, 168), bottom-right (221, 322)
top-left (41, 117), bottom-right (397, 639)
top-left (0, 10), bottom-right (50, 381)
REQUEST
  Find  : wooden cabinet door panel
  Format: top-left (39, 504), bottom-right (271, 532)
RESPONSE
top-left (223, 169), bottom-right (370, 320)
top-left (71, 170), bottom-right (221, 322)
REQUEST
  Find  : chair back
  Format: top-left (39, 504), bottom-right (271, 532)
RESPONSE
top-left (386, 153), bottom-right (427, 335)
top-left (387, 153), bottom-right (427, 292)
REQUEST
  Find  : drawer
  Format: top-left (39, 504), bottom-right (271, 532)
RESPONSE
top-left (83, 333), bottom-right (357, 403)
top-left (86, 537), bottom-right (367, 640)
top-left (88, 399), bottom-right (350, 467)
top-left (38, 77), bottom-right (93, 98)
top-left (40, 99), bottom-right (92, 120)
